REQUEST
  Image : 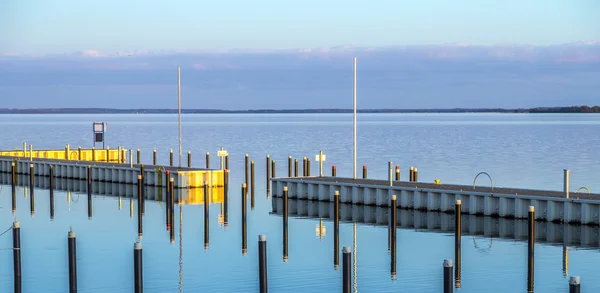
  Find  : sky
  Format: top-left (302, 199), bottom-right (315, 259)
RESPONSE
top-left (1, 0), bottom-right (599, 54)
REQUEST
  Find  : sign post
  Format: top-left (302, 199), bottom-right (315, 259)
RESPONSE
top-left (315, 150), bottom-right (326, 177)
top-left (217, 147), bottom-right (228, 170)
top-left (93, 122), bottom-right (107, 149)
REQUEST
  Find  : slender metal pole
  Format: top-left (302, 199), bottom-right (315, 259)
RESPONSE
top-left (177, 66), bottom-right (182, 168)
top-left (353, 57), bottom-right (357, 179)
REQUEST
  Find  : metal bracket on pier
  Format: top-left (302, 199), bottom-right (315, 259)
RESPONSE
top-left (473, 172), bottom-right (494, 192)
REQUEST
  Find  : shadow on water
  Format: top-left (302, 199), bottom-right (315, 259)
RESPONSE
top-left (270, 197), bottom-right (600, 249)
top-left (2, 174), bottom-right (223, 204)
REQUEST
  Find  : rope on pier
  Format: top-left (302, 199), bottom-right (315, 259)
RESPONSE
top-left (0, 225), bottom-right (13, 238)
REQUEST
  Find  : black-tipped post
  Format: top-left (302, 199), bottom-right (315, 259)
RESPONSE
top-left (188, 151), bottom-right (191, 168)
top-left (242, 183), bottom-right (247, 254)
top-left (306, 158), bottom-right (311, 176)
top-left (153, 149), bottom-right (157, 165)
top-left (283, 186), bottom-right (289, 261)
top-left (395, 166), bottom-right (400, 181)
top-left (204, 181), bottom-right (209, 248)
top-left (206, 152), bottom-right (210, 168)
top-left (258, 235), bottom-right (268, 293)
top-left (362, 165), bottom-right (367, 179)
top-left (13, 221), bottom-right (21, 293)
top-left (569, 276), bottom-right (580, 293)
top-left (288, 156), bottom-right (292, 177)
top-left (342, 247), bottom-right (351, 293)
top-left (68, 230), bottom-right (77, 293)
top-left (332, 165), bottom-right (336, 177)
top-left (134, 242), bottom-right (143, 293)
top-left (443, 259), bottom-right (453, 293)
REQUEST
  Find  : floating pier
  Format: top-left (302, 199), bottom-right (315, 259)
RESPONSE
top-left (271, 177), bottom-right (600, 225)
top-left (1, 155), bottom-right (224, 189)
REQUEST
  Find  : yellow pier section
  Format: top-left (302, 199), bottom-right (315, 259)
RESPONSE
top-left (1, 146), bottom-right (125, 163)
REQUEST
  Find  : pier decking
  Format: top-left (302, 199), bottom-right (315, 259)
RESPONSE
top-left (271, 177), bottom-right (600, 225)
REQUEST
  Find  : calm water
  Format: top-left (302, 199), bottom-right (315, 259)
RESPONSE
top-left (1, 113), bottom-right (600, 292)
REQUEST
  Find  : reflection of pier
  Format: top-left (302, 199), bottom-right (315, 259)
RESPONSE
top-left (271, 198), bottom-right (600, 248)
top-left (1, 174), bottom-right (223, 204)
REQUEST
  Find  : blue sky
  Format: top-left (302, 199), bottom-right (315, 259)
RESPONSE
top-left (1, 0), bottom-right (599, 54)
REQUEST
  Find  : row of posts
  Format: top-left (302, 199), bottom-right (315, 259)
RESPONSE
top-left (7, 159), bottom-right (583, 293)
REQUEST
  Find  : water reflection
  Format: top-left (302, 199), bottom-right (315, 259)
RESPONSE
top-left (2, 174), bottom-right (224, 204)
top-left (271, 198), bottom-right (600, 249)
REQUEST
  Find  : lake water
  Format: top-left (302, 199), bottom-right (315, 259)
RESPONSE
top-left (0, 113), bottom-right (599, 292)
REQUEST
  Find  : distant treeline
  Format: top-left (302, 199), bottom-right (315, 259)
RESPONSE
top-left (0, 106), bottom-right (598, 114)
top-left (528, 106), bottom-right (600, 113)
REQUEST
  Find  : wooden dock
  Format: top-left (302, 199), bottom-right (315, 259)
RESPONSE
top-left (271, 177), bottom-right (600, 225)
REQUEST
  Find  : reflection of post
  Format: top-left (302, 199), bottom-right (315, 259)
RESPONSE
top-left (334, 191), bottom-right (340, 269)
top-left (390, 195), bottom-right (396, 279)
top-left (562, 245), bottom-right (568, 277)
top-left (353, 223), bottom-right (357, 293)
top-left (179, 199), bottom-right (183, 293)
top-left (527, 206), bottom-right (535, 293)
top-left (283, 186), bottom-right (289, 262)
top-left (204, 182), bottom-right (209, 249)
top-left (455, 200), bottom-right (462, 288)
top-left (242, 184), bottom-right (247, 254)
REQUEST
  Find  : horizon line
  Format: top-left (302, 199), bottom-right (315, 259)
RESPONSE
top-left (0, 106), bottom-right (598, 114)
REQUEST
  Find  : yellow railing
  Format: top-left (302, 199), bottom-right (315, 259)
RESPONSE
top-left (0, 148), bottom-right (125, 163)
